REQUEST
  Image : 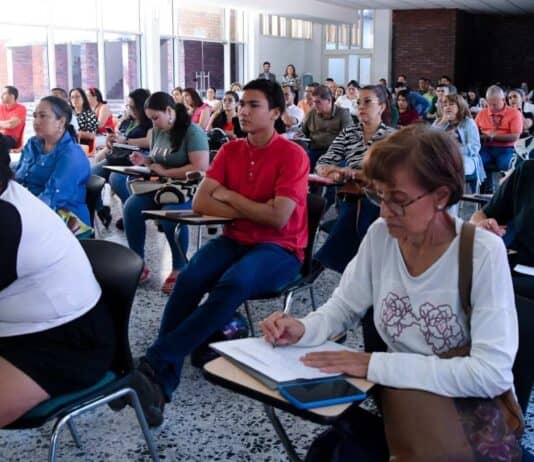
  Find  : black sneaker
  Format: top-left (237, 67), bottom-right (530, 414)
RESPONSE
top-left (116, 218), bottom-right (124, 231)
top-left (97, 206), bottom-right (112, 228)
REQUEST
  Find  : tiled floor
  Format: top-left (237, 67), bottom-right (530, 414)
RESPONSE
top-left (0, 202), bottom-right (532, 461)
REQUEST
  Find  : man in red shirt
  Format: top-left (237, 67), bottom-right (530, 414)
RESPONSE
top-left (476, 84), bottom-right (522, 191)
top-left (0, 86), bottom-right (26, 150)
top-left (129, 79), bottom-right (309, 426)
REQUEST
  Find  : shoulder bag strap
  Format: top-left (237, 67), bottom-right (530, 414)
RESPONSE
top-left (458, 222), bottom-right (476, 323)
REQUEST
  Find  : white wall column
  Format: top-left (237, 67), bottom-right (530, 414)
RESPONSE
top-left (372, 9), bottom-right (392, 84)
top-left (140, 1), bottom-right (161, 91)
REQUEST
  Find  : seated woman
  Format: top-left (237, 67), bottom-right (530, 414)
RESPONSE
top-left (507, 88), bottom-right (534, 136)
top-left (0, 139), bottom-right (114, 427)
top-left (171, 87), bottom-right (183, 105)
top-left (314, 84), bottom-right (395, 273)
top-left (123, 92), bottom-right (209, 293)
top-left (94, 88), bottom-right (152, 228)
top-left (15, 96), bottom-right (91, 231)
top-left (204, 87), bottom-right (222, 113)
top-left (69, 88), bottom-right (98, 152)
top-left (262, 124), bottom-right (520, 461)
top-left (86, 87), bottom-right (114, 148)
top-left (183, 88), bottom-right (211, 130)
top-left (206, 91), bottom-right (245, 139)
top-left (396, 89), bottom-right (420, 127)
top-left (432, 94), bottom-right (485, 193)
top-left (335, 80), bottom-right (360, 124)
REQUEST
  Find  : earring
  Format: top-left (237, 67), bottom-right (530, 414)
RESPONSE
top-left (168, 116), bottom-right (173, 125)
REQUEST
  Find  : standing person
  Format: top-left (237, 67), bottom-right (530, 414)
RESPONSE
top-left (261, 124), bottom-right (520, 461)
top-left (182, 88), bottom-right (211, 130)
top-left (86, 87), bottom-right (114, 148)
top-left (206, 91), bottom-right (245, 139)
top-left (15, 96), bottom-right (91, 230)
top-left (258, 61), bottom-right (276, 82)
top-left (433, 94), bottom-right (485, 192)
top-left (475, 85), bottom-right (522, 191)
top-left (314, 85), bottom-right (395, 273)
top-left (300, 85), bottom-right (352, 170)
top-left (0, 86), bottom-right (26, 150)
top-left (280, 64), bottom-right (301, 103)
top-left (335, 80), bottom-right (360, 122)
top-left (120, 80), bottom-right (309, 426)
top-left (121, 92), bottom-right (209, 293)
top-left (0, 138), bottom-right (114, 428)
top-left (69, 88), bottom-right (98, 151)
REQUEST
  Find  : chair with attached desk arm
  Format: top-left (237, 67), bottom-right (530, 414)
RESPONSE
top-left (85, 174), bottom-right (105, 234)
top-left (242, 193), bottom-right (326, 336)
top-left (4, 240), bottom-right (159, 462)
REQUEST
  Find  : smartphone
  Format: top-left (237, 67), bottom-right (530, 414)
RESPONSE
top-left (105, 127), bottom-right (114, 134)
top-left (279, 377), bottom-right (367, 410)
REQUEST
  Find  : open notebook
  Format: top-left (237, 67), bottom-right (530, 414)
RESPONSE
top-left (210, 337), bottom-right (360, 389)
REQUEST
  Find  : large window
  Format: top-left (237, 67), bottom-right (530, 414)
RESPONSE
top-left (324, 11), bottom-right (373, 51)
top-left (176, 5), bottom-right (224, 41)
top-left (104, 33), bottom-right (140, 99)
top-left (261, 15), bottom-right (312, 40)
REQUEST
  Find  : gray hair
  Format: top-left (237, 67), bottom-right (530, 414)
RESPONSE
top-left (485, 85), bottom-right (505, 99)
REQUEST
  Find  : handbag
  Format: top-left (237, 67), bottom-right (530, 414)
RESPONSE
top-left (153, 178), bottom-right (200, 205)
top-left (105, 146), bottom-right (132, 166)
top-left (379, 222), bottom-right (524, 462)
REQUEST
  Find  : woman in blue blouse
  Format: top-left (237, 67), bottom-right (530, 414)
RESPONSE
top-left (432, 94), bottom-right (486, 192)
top-left (15, 96), bottom-right (91, 226)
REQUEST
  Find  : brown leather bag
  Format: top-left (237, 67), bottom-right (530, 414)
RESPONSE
top-left (379, 222), bottom-right (524, 462)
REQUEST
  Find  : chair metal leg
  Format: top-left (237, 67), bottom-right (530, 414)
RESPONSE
top-left (263, 404), bottom-right (302, 462)
top-left (48, 414), bottom-right (71, 462)
top-left (244, 301), bottom-right (256, 337)
top-left (309, 286), bottom-right (317, 311)
top-left (196, 225), bottom-right (202, 251)
top-left (67, 420), bottom-right (83, 449)
top-left (128, 388), bottom-right (161, 462)
top-left (283, 291), bottom-right (295, 314)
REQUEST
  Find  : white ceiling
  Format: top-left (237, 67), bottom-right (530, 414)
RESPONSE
top-left (317, 0), bottom-right (534, 14)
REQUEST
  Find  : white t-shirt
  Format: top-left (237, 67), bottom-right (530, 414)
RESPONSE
top-left (335, 95), bottom-right (358, 116)
top-left (0, 181), bottom-right (101, 336)
top-left (298, 217), bottom-right (518, 399)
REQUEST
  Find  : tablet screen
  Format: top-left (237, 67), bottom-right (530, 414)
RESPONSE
top-left (283, 379), bottom-right (365, 404)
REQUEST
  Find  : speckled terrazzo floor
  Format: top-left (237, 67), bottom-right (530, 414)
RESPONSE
top-left (0, 199), bottom-right (532, 461)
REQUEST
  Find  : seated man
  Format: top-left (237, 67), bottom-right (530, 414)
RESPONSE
top-left (475, 85), bottom-right (522, 191)
top-left (129, 79), bottom-right (309, 426)
top-left (0, 86), bottom-right (26, 150)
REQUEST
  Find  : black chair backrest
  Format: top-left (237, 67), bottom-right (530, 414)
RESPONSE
top-left (513, 294), bottom-right (534, 412)
top-left (301, 193), bottom-right (326, 276)
top-left (86, 175), bottom-right (106, 227)
top-left (80, 240), bottom-right (143, 375)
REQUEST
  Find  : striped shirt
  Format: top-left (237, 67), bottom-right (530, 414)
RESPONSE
top-left (316, 123), bottom-right (395, 169)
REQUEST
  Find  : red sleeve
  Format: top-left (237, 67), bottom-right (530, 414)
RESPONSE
top-left (508, 110), bottom-right (523, 135)
top-left (274, 143), bottom-right (310, 204)
top-left (15, 105), bottom-right (27, 121)
top-left (205, 142), bottom-right (230, 185)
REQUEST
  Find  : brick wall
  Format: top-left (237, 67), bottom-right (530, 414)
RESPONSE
top-left (392, 10), bottom-right (534, 91)
top-left (392, 9), bottom-right (458, 89)
top-left (54, 44), bottom-right (68, 90)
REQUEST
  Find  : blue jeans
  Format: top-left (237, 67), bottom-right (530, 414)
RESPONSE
top-left (145, 236), bottom-right (301, 399)
top-left (109, 172), bottom-right (131, 205)
top-left (315, 196), bottom-right (379, 273)
top-left (123, 192), bottom-right (191, 270)
top-left (480, 146), bottom-right (514, 191)
top-left (307, 147), bottom-right (327, 172)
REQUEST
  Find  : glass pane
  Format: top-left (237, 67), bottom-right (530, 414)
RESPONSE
top-left (104, 33), bottom-right (140, 100)
top-left (351, 13), bottom-right (361, 49)
top-left (362, 9), bottom-right (374, 49)
top-left (304, 21), bottom-right (313, 40)
top-left (359, 56), bottom-right (371, 85)
top-left (54, 29), bottom-right (99, 91)
top-left (158, 0), bottom-right (174, 36)
top-left (291, 19), bottom-right (301, 39)
top-left (160, 38), bottom-right (174, 94)
top-left (261, 14), bottom-right (269, 36)
top-left (103, 0), bottom-right (140, 33)
top-left (339, 24), bottom-right (349, 50)
top-left (229, 9), bottom-right (244, 42)
top-left (327, 58), bottom-right (345, 86)
top-left (324, 25), bottom-right (337, 50)
top-left (3, 0), bottom-right (49, 26)
top-left (52, 0), bottom-right (97, 29)
top-left (176, 5), bottom-right (224, 41)
top-left (279, 17), bottom-right (288, 38)
top-left (348, 55), bottom-right (359, 83)
top-left (230, 43), bottom-right (244, 86)
top-left (271, 15), bottom-right (279, 37)
top-left (178, 40), bottom-right (224, 94)
top-left (0, 25), bottom-right (49, 102)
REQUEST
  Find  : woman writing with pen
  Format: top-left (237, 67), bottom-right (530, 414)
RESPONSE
top-left (313, 85), bottom-right (395, 273)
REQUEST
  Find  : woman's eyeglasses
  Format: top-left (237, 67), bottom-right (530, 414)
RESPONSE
top-left (363, 187), bottom-right (432, 216)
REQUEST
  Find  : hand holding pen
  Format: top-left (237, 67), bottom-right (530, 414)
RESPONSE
top-left (259, 311), bottom-right (305, 348)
